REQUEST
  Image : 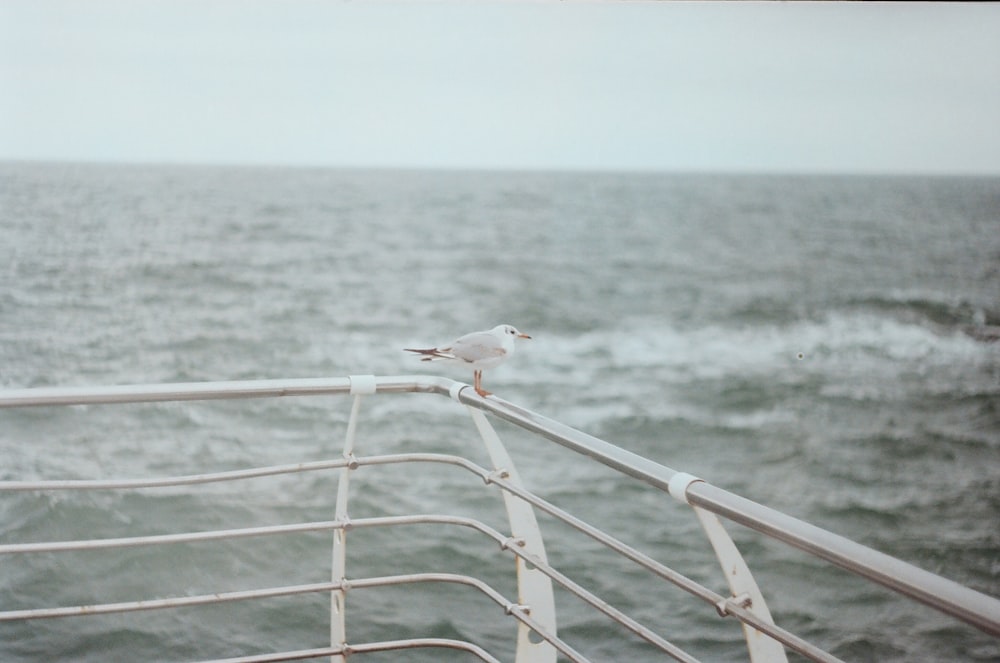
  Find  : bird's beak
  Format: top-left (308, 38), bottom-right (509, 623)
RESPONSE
top-left (518, 333), bottom-right (532, 339)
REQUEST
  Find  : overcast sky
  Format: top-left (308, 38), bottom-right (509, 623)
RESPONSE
top-left (2, 1), bottom-right (999, 174)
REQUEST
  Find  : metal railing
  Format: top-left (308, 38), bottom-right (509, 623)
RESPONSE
top-left (1, 375), bottom-right (998, 663)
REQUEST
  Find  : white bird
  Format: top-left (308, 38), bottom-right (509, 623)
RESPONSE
top-left (404, 324), bottom-right (532, 397)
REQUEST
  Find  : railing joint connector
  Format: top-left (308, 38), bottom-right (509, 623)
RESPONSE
top-left (343, 453), bottom-right (359, 470)
top-left (505, 603), bottom-right (531, 616)
top-left (500, 536), bottom-right (526, 551)
top-left (485, 468), bottom-right (510, 485)
top-left (716, 592), bottom-right (752, 617)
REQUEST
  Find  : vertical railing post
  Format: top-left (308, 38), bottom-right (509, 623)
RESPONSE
top-left (669, 472), bottom-right (788, 663)
top-left (330, 375), bottom-right (377, 662)
top-left (466, 404), bottom-right (558, 663)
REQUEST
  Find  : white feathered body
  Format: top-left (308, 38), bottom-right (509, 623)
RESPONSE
top-left (404, 324), bottom-right (530, 372)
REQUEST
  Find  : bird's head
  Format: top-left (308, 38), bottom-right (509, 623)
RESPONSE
top-left (499, 324), bottom-right (531, 340)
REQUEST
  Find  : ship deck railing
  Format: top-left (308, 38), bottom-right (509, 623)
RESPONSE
top-left (1, 375), bottom-right (998, 663)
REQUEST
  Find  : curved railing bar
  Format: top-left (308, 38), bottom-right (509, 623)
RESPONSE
top-left (0, 572), bottom-right (588, 663)
top-left (0, 377), bottom-right (354, 407)
top-left (200, 639), bottom-right (503, 663)
top-left (0, 453), bottom-right (488, 492)
top-left (0, 513), bottom-right (513, 556)
top-left (0, 375), bottom-right (451, 408)
top-left (0, 580), bottom-right (349, 622)
top-left (0, 519), bottom-right (345, 555)
top-left (356, 573), bottom-right (590, 663)
top-left (0, 458), bottom-right (354, 491)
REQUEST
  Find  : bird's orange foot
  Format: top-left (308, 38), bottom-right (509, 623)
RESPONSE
top-left (475, 387), bottom-right (492, 397)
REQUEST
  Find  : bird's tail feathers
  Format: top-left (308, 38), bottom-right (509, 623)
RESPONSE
top-left (404, 347), bottom-right (453, 362)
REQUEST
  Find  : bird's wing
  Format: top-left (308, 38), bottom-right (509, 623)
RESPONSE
top-left (450, 332), bottom-right (507, 363)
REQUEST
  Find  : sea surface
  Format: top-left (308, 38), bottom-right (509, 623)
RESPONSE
top-left (1, 162), bottom-right (998, 662)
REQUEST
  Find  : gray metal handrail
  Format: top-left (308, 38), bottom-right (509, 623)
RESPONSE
top-left (2, 374), bottom-right (999, 656)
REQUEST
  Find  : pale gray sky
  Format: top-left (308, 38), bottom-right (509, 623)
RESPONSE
top-left (2, 1), bottom-right (999, 174)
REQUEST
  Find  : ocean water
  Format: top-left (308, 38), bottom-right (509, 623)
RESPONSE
top-left (0, 162), bottom-right (998, 662)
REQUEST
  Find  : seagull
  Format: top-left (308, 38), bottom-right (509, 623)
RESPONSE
top-left (404, 324), bottom-right (531, 397)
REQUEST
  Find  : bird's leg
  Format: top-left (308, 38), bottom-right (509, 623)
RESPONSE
top-left (474, 370), bottom-right (491, 397)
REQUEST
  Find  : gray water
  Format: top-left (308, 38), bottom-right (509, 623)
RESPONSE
top-left (1, 162), bottom-right (998, 662)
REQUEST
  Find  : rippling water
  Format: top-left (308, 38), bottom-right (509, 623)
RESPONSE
top-left (1, 162), bottom-right (998, 661)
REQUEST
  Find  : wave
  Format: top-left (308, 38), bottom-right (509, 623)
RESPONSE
top-left (844, 290), bottom-right (997, 326)
top-left (536, 309), bottom-right (990, 371)
top-left (521, 310), bottom-right (998, 414)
